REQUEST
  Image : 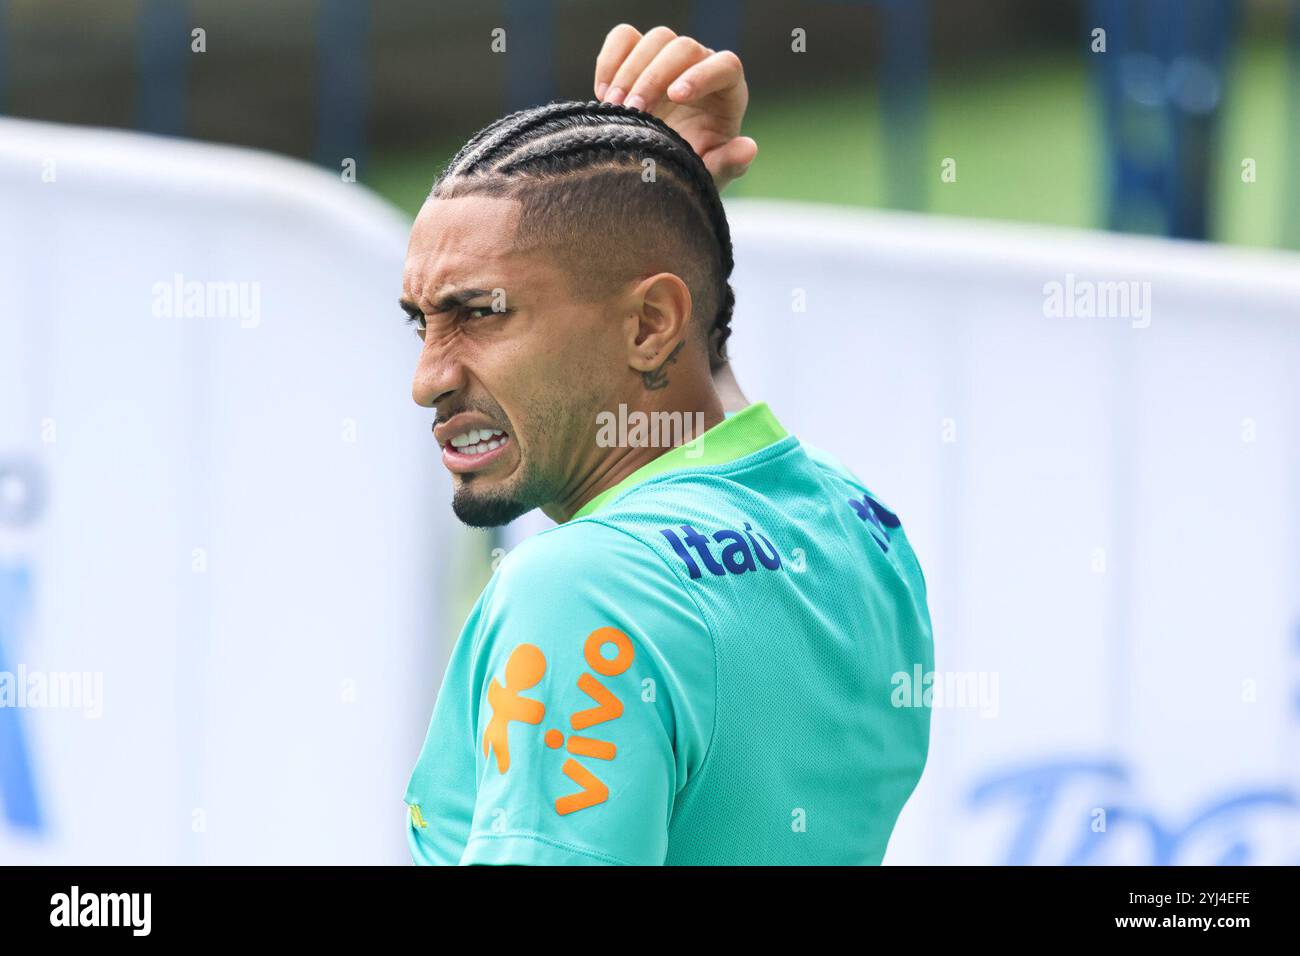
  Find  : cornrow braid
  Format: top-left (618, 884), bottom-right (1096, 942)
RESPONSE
top-left (431, 101), bottom-right (736, 370)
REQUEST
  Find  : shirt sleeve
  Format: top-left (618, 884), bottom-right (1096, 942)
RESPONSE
top-left (458, 518), bottom-right (715, 866)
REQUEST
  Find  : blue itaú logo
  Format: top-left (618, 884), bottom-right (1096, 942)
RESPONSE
top-left (659, 521), bottom-right (783, 579)
top-left (0, 457), bottom-right (45, 834)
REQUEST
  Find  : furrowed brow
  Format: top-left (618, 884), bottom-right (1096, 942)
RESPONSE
top-left (407, 287), bottom-right (496, 315)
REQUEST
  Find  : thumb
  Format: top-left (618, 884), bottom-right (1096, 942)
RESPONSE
top-left (703, 136), bottom-right (758, 189)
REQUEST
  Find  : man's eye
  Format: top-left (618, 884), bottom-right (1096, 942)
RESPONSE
top-left (464, 306), bottom-right (495, 320)
top-left (406, 313), bottom-right (427, 332)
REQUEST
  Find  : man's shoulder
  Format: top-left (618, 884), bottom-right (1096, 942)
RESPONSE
top-left (493, 513), bottom-right (681, 594)
top-left (477, 512), bottom-right (714, 685)
top-left (800, 438), bottom-right (906, 516)
top-left (586, 436), bottom-right (805, 520)
top-left (800, 439), bottom-right (867, 493)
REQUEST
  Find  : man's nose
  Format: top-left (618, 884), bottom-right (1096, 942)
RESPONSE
top-left (411, 342), bottom-right (467, 409)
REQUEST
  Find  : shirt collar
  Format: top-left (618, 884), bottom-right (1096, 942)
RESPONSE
top-left (569, 401), bottom-right (788, 521)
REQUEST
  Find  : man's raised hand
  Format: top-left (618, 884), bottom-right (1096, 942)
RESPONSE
top-left (594, 23), bottom-right (758, 193)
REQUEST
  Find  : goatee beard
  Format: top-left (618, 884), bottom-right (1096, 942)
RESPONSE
top-left (451, 482), bottom-right (533, 528)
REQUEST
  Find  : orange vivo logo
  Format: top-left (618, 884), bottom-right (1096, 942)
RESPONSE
top-left (482, 627), bottom-right (635, 815)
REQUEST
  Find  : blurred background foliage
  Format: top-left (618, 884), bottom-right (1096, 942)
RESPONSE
top-left (2, 0), bottom-right (1295, 247)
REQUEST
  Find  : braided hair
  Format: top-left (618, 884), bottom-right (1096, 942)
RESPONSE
top-left (431, 100), bottom-right (736, 370)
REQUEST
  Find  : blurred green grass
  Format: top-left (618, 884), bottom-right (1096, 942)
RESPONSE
top-left (367, 38), bottom-right (1292, 249)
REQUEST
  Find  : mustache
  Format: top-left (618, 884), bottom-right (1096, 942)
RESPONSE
top-left (434, 401), bottom-right (509, 428)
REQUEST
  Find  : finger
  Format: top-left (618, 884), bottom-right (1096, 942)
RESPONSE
top-left (703, 136), bottom-right (758, 187)
top-left (666, 50), bottom-right (746, 106)
top-left (594, 23), bottom-right (641, 101)
top-left (604, 25), bottom-right (678, 106)
top-left (624, 35), bottom-right (711, 113)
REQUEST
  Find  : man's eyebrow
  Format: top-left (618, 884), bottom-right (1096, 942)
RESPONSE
top-left (399, 288), bottom-right (495, 316)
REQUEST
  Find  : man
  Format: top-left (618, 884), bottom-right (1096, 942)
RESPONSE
top-left (402, 24), bottom-right (933, 865)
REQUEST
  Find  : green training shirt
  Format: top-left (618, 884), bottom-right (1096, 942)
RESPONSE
top-left (404, 402), bottom-right (933, 865)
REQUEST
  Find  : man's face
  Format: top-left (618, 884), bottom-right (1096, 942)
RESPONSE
top-left (403, 195), bottom-right (625, 527)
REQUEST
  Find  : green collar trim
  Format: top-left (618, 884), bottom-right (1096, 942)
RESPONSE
top-left (570, 401), bottom-right (787, 521)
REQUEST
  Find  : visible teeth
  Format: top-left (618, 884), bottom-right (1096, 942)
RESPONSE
top-left (449, 430), bottom-right (506, 455)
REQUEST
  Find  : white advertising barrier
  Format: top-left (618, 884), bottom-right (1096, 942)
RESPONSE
top-left (0, 118), bottom-right (449, 863)
top-left (721, 199), bottom-right (1300, 864)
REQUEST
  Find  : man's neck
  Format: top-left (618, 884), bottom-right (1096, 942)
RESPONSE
top-left (544, 387), bottom-right (725, 523)
top-left (712, 361), bottom-right (751, 415)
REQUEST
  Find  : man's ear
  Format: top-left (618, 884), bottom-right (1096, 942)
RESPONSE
top-left (626, 272), bottom-right (693, 375)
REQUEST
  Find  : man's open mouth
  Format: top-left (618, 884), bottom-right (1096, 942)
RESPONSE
top-left (440, 427), bottom-right (512, 474)
top-left (446, 427), bottom-right (508, 457)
